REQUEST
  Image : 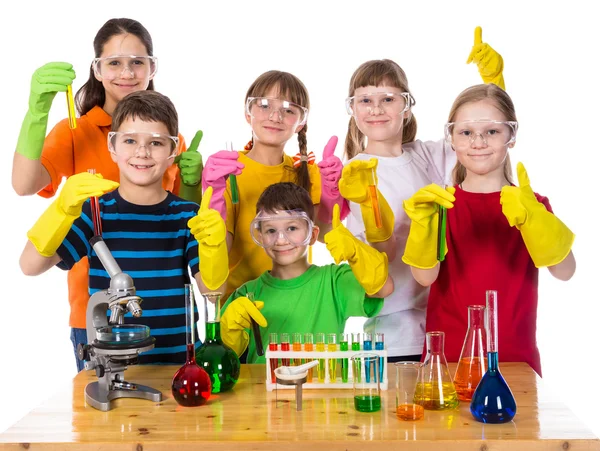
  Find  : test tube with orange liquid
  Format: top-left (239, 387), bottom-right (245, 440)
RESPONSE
top-left (304, 333), bottom-right (314, 382)
top-left (367, 167), bottom-right (382, 228)
top-left (292, 333), bottom-right (303, 366)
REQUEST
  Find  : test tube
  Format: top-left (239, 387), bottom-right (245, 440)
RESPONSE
top-left (66, 84), bottom-right (77, 129)
top-left (87, 169), bottom-right (102, 236)
top-left (327, 333), bottom-right (338, 382)
top-left (316, 333), bottom-right (326, 382)
top-left (292, 333), bottom-right (303, 366)
top-left (340, 333), bottom-right (349, 383)
top-left (367, 167), bottom-right (382, 229)
top-left (268, 333), bottom-right (278, 383)
top-left (280, 333), bottom-right (290, 366)
top-left (375, 333), bottom-right (385, 383)
top-left (226, 141), bottom-right (239, 204)
top-left (304, 333), bottom-right (314, 382)
top-left (363, 333), bottom-right (373, 382)
top-left (247, 292), bottom-right (264, 356)
top-left (352, 333), bottom-right (361, 382)
top-left (438, 189), bottom-right (448, 262)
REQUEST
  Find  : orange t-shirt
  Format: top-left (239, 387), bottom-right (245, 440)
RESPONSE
top-left (39, 106), bottom-right (186, 328)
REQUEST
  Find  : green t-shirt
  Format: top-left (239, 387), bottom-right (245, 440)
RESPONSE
top-left (222, 264), bottom-right (384, 363)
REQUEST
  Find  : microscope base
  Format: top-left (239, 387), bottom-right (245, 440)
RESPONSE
top-left (85, 381), bottom-right (162, 411)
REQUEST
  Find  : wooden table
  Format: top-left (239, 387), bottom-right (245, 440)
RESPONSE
top-left (1, 363), bottom-right (598, 450)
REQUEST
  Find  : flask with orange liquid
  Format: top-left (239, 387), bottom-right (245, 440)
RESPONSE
top-left (453, 305), bottom-right (487, 401)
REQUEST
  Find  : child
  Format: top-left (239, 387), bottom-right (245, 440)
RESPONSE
top-left (12, 18), bottom-right (203, 370)
top-left (201, 70), bottom-right (324, 302)
top-left (219, 182), bottom-right (394, 363)
top-left (333, 27), bottom-right (507, 362)
top-left (402, 83), bottom-right (576, 375)
top-left (19, 90), bottom-right (225, 365)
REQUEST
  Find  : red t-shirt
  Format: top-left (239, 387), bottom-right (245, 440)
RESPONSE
top-left (425, 185), bottom-right (552, 376)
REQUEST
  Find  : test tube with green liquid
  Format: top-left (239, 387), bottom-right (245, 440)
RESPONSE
top-left (226, 141), bottom-right (239, 204)
top-left (352, 333), bottom-right (361, 382)
top-left (316, 333), bottom-right (326, 382)
top-left (438, 185), bottom-right (448, 262)
top-left (340, 333), bottom-right (349, 383)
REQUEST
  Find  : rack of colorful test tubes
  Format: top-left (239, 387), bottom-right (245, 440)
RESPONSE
top-left (265, 332), bottom-right (388, 391)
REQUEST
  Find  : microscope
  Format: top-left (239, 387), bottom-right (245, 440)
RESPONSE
top-left (77, 236), bottom-right (162, 411)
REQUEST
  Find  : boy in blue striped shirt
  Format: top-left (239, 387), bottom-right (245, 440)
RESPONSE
top-left (20, 91), bottom-right (228, 365)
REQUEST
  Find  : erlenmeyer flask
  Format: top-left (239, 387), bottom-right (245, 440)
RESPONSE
top-left (470, 290), bottom-right (517, 423)
top-left (454, 305), bottom-right (487, 401)
top-left (171, 284), bottom-right (212, 406)
top-left (195, 291), bottom-right (241, 393)
top-left (414, 331), bottom-right (459, 410)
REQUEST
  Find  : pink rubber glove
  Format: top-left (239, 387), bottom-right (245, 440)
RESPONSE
top-left (317, 136), bottom-right (350, 224)
top-left (201, 150), bottom-right (244, 222)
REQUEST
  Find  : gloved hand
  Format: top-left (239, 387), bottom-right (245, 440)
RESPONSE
top-left (325, 204), bottom-right (389, 295)
top-left (220, 296), bottom-right (267, 356)
top-left (500, 162), bottom-right (574, 267)
top-left (188, 186), bottom-right (229, 290)
top-left (338, 159), bottom-right (394, 243)
top-left (466, 26), bottom-right (505, 90)
top-left (17, 62), bottom-right (76, 160)
top-left (175, 130), bottom-right (204, 204)
top-left (27, 172), bottom-right (119, 257)
top-left (201, 150), bottom-right (244, 222)
top-left (401, 184), bottom-right (456, 269)
top-left (317, 136), bottom-right (350, 224)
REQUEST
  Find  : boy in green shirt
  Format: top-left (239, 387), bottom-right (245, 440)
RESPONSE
top-left (221, 182), bottom-right (394, 363)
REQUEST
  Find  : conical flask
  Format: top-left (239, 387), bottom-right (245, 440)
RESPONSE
top-left (470, 290), bottom-right (517, 423)
top-left (195, 291), bottom-right (241, 393)
top-left (454, 305), bottom-right (487, 401)
top-left (414, 331), bottom-right (459, 410)
top-left (171, 284), bottom-right (212, 406)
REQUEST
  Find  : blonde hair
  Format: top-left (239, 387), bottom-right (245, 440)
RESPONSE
top-left (448, 84), bottom-right (517, 185)
top-left (244, 70), bottom-right (311, 192)
top-left (344, 59), bottom-right (417, 160)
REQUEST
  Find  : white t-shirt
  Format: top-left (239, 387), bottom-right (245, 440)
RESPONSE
top-left (345, 139), bottom-right (455, 356)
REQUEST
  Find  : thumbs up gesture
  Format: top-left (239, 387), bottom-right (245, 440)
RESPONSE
top-left (466, 26), bottom-right (505, 90)
top-left (324, 204), bottom-right (358, 264)
top-left (175, 130), bottom-right (204, 186)
top-left (317, 136), bottom-right (351, 223)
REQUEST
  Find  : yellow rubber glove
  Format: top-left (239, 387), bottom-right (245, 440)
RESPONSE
top-left (27, 172), bottom-right (119, 257)
top-left (466, 26), bottom-right (506, 90)
top-left (500, 162), bottom-right (574, 267)
top-left (188, 186), bottom-right (229, 290)
top-left (325, 204), bottom-right (389, 296)
top-left (402, 184), bottom-right (456, 269)
top-left (338, 159), bottom-right (394, 243)
top-left (220, 296), bottom-right (267, 356)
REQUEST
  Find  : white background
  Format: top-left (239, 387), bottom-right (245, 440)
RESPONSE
top-left (1, 0), bottom-right (599, 438)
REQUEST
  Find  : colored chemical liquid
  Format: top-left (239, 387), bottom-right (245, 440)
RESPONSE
top-left (280, 342), bottom-right (290, 366)
top-left (354, 395), bottom-right (381, 412)
top-left (340, 340), bottom-right (349, 383)
top-left (414, 382), bottom-right (459, 410)
top-left (454, 356), bottom-right (486, 401)
top-left (368, 185), bottom-right (383, 228)
top-left (195, 322), bottom-right (240, 393)
top-left (292, 342), bottom-right (302, 366)
top-left (304, 342), bottom-right (314, 381)
top-left (172, 344), bottom-right (212, 407)
top-left (328, 343), bottom-right (337, 381)
top-left (352, 342), bottom-right (361, 382)
top-left (316, 342), bottom-right (325, 382)
top-left (375, 340), bottom-right (384, 382)
top-left (396, 403), bottom-right (424, 421)
top-left (363, 339), bottom-right (373, 382)
top-left (470, 352), bottom-right (516, 423)
top-left (268, 342), bottom-right (278, 383)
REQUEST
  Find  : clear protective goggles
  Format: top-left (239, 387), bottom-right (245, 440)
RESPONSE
top-left (246, 97), bottom-right (309, 126)
top-left (92, 55), bottom-right (158, 81)
top-left (346, 92), bottom-right (414, 116)
top-left (107, 131), bottom-right (179, 160)
top-left (250, 210), bottom-right (314, 249)
top-left (444, 120), bottom-right (518, 150)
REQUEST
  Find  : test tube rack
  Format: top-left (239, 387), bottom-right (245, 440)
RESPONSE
top-left (265, 349), bottom-right (388, 391)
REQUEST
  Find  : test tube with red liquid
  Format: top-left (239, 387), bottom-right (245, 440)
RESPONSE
top-left (87, 169), bottom-right (102, 236)
top-left (269, 333), bottom-right (279, 383)
top-left (280, 333), bottom-right (291, 366)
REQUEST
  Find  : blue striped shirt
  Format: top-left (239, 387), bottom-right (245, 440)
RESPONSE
top-left (56, 190), bottom-right (201, 364)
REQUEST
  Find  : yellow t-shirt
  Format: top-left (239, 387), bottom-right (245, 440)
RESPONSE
top-left (224, 151), bottom-right (321, 300)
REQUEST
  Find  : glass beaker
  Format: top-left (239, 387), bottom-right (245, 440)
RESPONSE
top-left (195, 291), bottom-right (241, 393)
top-left (470, 290), bottom-right (517, 423)
top-left (454, 305), bottom-right (487, 401)
top-left (352, 353), bottom-right (381, 412)
top-left (414, 331), bottom-right (459, 410)
top-left (171, 284), bottom-right (212, 406)
top-left (395, 362), bottom-right (424, 421)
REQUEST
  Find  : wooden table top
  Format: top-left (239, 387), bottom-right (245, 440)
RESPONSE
top-left (1, 363), bottom-right (598, 450)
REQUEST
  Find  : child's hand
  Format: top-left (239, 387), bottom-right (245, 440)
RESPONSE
top-left (175, 130), bottom-right (204, 186)
top-left (188, 187), bottom-right (229, 290)
top-left (317, 136), bottom-right (350, 223)
top-left (59, 172), bottom-right (119, 217)
top-left (324, 204), bottom-right (358, 264)
top-left (338, 159), bottom-right (378, 204)
top-left (221, 296), bottom-right (267, 356)
top-left (466, 26), bottom-right (505, 90)
top-left (500, 162), bottom-right (574, 267)
top-left (201, 150), bottom-right (245, 222)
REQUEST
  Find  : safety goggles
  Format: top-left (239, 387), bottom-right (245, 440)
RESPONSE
top-left (107, 131), bottom-right (179, 160)
top-left (246, 97), bottom-right (309, 126)
top-left (92, 55), bottom-right (158, 81)
top-left (444, 120), bottom-right (518, 150)
top-left (346, 92), bottom-right (414, 116)
top-left (250, 210), bottom-right (313, 249)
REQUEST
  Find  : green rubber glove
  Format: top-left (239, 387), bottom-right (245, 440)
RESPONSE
top-left (221, 297), bottom-right (267, 356)
top-left (16, 62), bottom-right (76, 160)
top-left (466, 26), bottom-right (506, 90)
top-left (175, 130), bottom-right (203, 204)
